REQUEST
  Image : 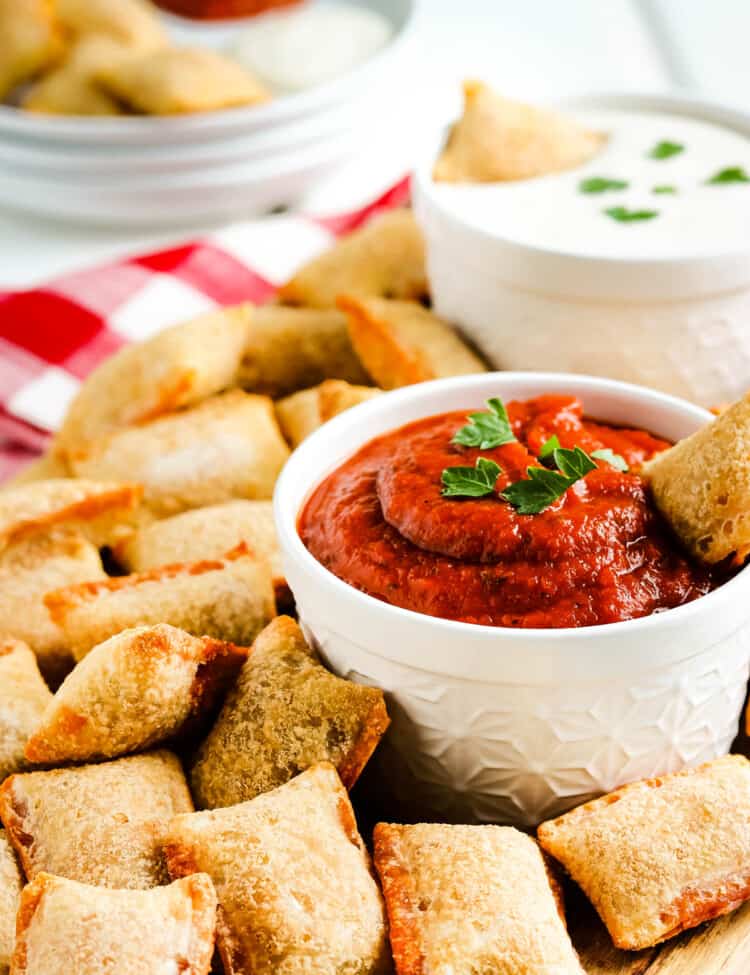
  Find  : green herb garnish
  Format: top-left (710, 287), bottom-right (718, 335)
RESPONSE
top-left (706, 166), bottom-right (750, 185)
top-left (604, 206), bottom-right (659, 223)
top-left (501, 446), bottom-right (596, 514)
top-left (579, 176), bottom-right (629, 194)
top-left (649, 141), bottom-right (684, 160)
top-left (539, 435), bottom-right (561, 459)
top-left (452, 398), bottom-right (517, 450)
top-left (591, 447), bottom-right (629, 472)
top-left (652, 185), bottom-right (677, 195)
top-left (441, 457), bottom-right (502, 498)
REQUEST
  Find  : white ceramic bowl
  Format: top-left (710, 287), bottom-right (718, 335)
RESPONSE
top-left (274, 372), bottom-right (750, 827)
top-left (413, 93), bottom-right (750, 409)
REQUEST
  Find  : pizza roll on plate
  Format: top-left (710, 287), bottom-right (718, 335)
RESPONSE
top-left (276, 380), bottom-right (381, 447)
top-left (433, 80), bottom-right (603, 182)
top-left (57, 306), bottom-right (251, 456)
top-left (537, 755), bottom-right (750, 950)
top-left (96, 46), bottom-right (269, 115)
top-left (237, 306), bottom-right (370, 396)
top-left (0, 750), bottom-right (193, 889)
top-left (374, 822), bottom-right (583, 975)
top-left (54, 0), bottom-right (167, 50)
top-left (0, 0), bottom-right (63, 100)
top-left (278, 209), bottom-right (428, 309)
top-left (23, 62), bottom-right (122, 115)
top-left (644, 392), bottom-right (750, 564)
top-left (45, 546), bottom-right (275, 662)
top-left (165, 762), bottom-right (391, 975)
top-left (0, 831), bottom-right (22, 975)
top-left (12, 872), bottom-right (216, 975)
top-left (70, 391), bottom-right (289, 517)
top-left (339, 295), bottom-right (485, 389)
top-left (0, 479), bottom-right (140, 554)
top-left (25, 624), bottom-right (247, 765)
top-left (0, 533), bottom-right (105, 686)
top-left (0, 639), bottom-right (51, 784)
top-left (190, 616), bottom-right (388, 809)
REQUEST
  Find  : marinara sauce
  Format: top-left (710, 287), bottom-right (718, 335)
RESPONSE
top-left (299, 395), bottom-right (719, 628)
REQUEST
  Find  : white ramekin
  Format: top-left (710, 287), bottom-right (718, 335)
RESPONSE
top-left (412, 93), bottom-right (750, 409)
top-left (274, 373), bottom-right (750, 827)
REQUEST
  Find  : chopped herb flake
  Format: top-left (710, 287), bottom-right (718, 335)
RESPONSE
top-left (452, 397), bottom-right (517, 450)
top-left (652, 185), bottom-right (677, 195)
top-left (539, 435), bottom-right (561, 460)
top-left (591, 448), bottom-right (629, 472)
top-left (501, 445), bottom-right (598, 514)
top-left (579, 176), bottom-right (629, 194)
top-left (604, 206), bottom-right (659, 223)
top-left (706, 166), bottom-right (750, 185)
top-left (649, 141), bottom-right (684, 160)
top-left (441, 457), bottom-right (502, 498)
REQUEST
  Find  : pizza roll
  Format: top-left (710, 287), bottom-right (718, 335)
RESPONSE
top-left (45, 547), bottom-right (275, 662)
top-left (0, 750), bottom-right (193, 889)
top-left (70, 391), bottom-right (289, 517)
top-left (374, 823), bottom-right (583, 975)
top-left (643, 393), bottom-right (750, 564)
top-left (12, 872), bottom-right (216, 975)
top-left (96, 46), bottom-right (269, 115)
top-left (1, 452), bottom-right (69, 489)
top-left (58, 306), bottom-right (251, 457)
top-left (0, 479), bottom-right (141, 554)
top-left (22, 63), bottom-right (122, 115)
top-left (25, 624), bottom-right (247, 765)
top-left (433, 80), bottom-right (603, 183)
top-left (54, 0), bottom-right (167, 50)
top-left (278, 210), bottom-right (428, 309)
top-left (0, 533), bottom-right (105, 686)
top-left (339, 295), bottom-right (485, 389)
top-left (115, 498), bottom-right (282, 579)
top-left (190, 616), bottom-right (389, 809)
top-left (276, 380), bottom-right (381, 447)
top-left (237, 306), bottom-right (370, 396)
top-left (165, 762), bottom-right (391, 975)
top-left (0, 831), bottom-right (22, 975)
top-left (0, 639), bottom-right (51, 784)
top-left (0, 0), bottom-right (63, 101)
top-left (538, 755), bottom-right (750, 950)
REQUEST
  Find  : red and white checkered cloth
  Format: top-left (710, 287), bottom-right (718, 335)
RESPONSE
top-left (0, 177), bottom-right (410, 483)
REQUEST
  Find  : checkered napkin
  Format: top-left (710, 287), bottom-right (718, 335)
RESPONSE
top-left (0, 177), bottom-right (410, 482)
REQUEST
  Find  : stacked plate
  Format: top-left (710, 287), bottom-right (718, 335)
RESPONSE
top-left (0, 0), bottom-right (417, 227)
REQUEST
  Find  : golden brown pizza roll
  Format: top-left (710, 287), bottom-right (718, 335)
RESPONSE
top-left (0, 639), bottom-right (51, 784)
top-left (190, 616), bottom-right (389, 809)
top-left (165, 762), bottom-right (391, 975)
top-left (45, 547), bottom-right (275, 663)
top-left (278, 209), bottom-right (428, 309)
top-left (0, 831), bottom-right (22, 975)
top-left (538, 755), bottom-right (750, 950)
top-left (54, 0), bottom-right (167, 50)
top-left (22, 63), bottom-right (122, 115)
top-left (339, 295), bottom-right (485, 389)
top-left (95, 46), bottom-right (269, 115)
top-left (58, 306), bottom-right (251, 456)
top-left (0, 533), bottom-right (105, 686)
top-left (276, 380), bottom-right (381, 447)
top-left (11, 872), bottom-right (217, 975)
top-left (643, 393), bottom-right (750, 564)
top-left (25, 624), bottom-right (247, 765)
top-left (114, 499), bottom-right (282, 581)
top-left (374, 822), bottom-right (583, 975)
top-left (0, 479), bottom-right (141, 554)
top-left (433, 80), bottom-right (604, 182)
top-left (0, 0), bottom-right (63, 100)
top-left (70, 391), bottom-right (289, 517)
top-left (0, 750), bottom-right (193, 889)
top-left (237, 306), bottom-right (370, 396)
top-left (1, 452), bottom-right (69, 489)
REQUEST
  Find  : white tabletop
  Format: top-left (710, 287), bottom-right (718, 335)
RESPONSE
top-left (2, 0), bottom-right (749, 289)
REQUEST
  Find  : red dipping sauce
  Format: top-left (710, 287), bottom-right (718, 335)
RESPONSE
top-left (299, 395), bottom-right (719, 628)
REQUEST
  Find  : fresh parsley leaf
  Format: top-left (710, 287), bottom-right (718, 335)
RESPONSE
top-left (452, 397), bottom-right (517, 450)
top-left (604, 206), bottom-right (659, 223)
top-left (501, 467), bottom-right (572, 515)
top-left (706, 166), bottom-right (750, 185)
top-left (441, 457), bottom-right (502, 498)
top-left (579, 176), bottom-right (629, 194)
top-left (649, 141), bottom-right (684, 160)
top-left (652, 185), bottom-right (677, 194)
top-left (552, 446), bottom-right (597, 480)
top-left (539, 435), bottom-right (561, 459)
top-left (591, 448), bottom-right (629, 472)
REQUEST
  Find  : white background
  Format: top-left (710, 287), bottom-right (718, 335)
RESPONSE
top-left (2, 0), bottom-right (749, 287)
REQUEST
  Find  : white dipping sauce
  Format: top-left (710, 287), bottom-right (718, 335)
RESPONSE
top-left (230, 2), bottom-right (393, 92)
top-left (437, 109), bottom-right (750, 260)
